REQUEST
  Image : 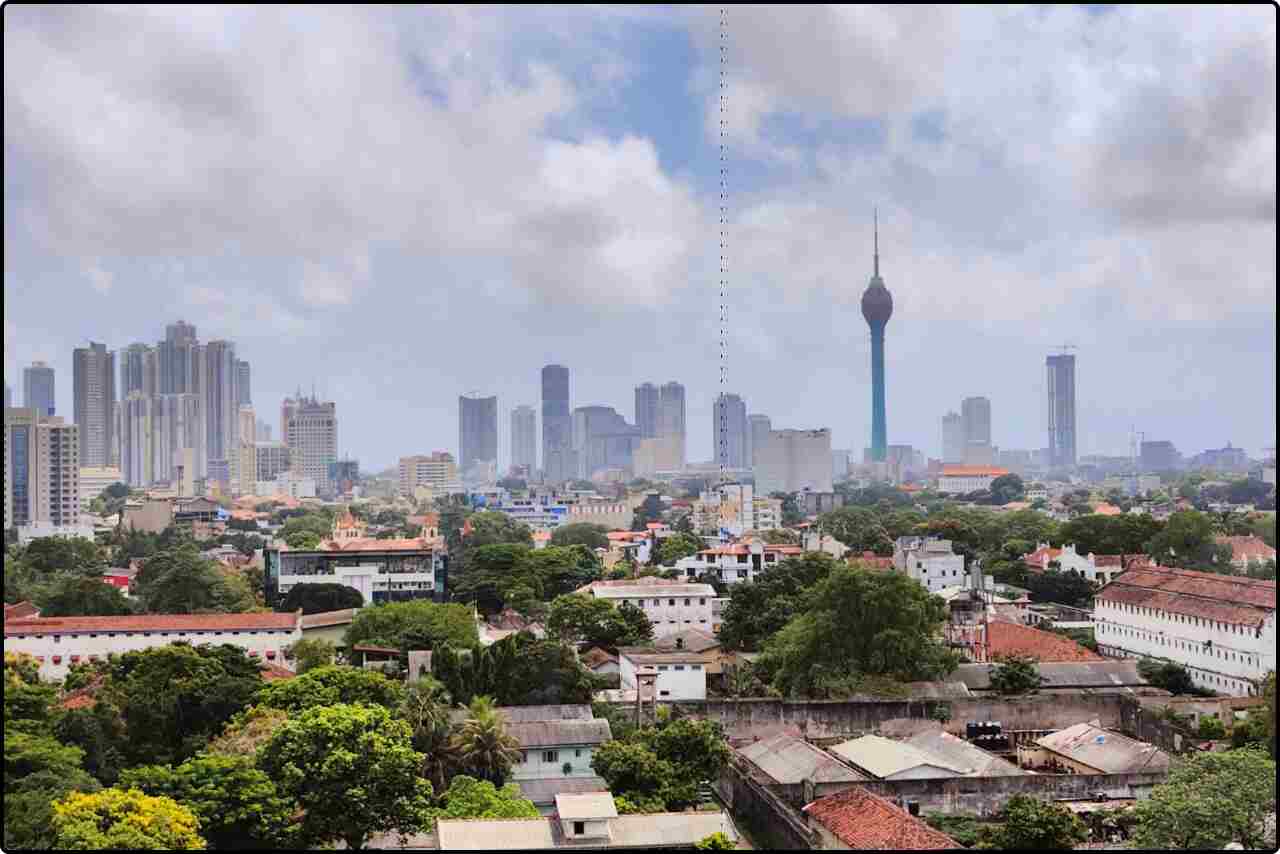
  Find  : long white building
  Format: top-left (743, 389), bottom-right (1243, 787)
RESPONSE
top-left (673, 540), bottom-right (804, 585)
top-left (1094, 565), bottom-right (1276, 696)
top-left (575, 578), bottom-right (716, 638)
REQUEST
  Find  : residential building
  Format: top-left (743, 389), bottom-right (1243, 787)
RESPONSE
top-left (691, 482), bottom-right (756, 536)
top-left (23, 362), bottom-right (55, 416)
top-left (618, 648), bottom-right (707, 700)
top-left (78, 465), bottom-right (123, 511)
top-left (203, 340), bottom-right (240, 488)
top-left (634, 383), bottom-right (659, 439)
top-left (459, 394), bottom-right (498, 477)
top-left (425, 805), bottom-right (737, 851)
top-left (828, 732), bottom-right (1024, 780)
top-left (632, 435), bottom-right (683, 478)
top-left (1094, 566), bottom-right (1276, 695)
top-left (893, 536), bottom-right (965, 593)
top-left (3, 611), bottom-right (302, 681)
top-left (255, 418), bottom-right (271, 442)
top-left (800, 491), bottom-right (845, 516)
top-left (961, 396), bottom-right (992, 466)
top-left (1139, 440), bottom-right (1180, 471)
top-left (1046, 353), bottom-right (1077, 469)
top-left (802, 786), bottom-right (958, 850)
top-left (283, 393), bottom-right (337, 496)
top-left (966, 619), bottom-right (1104, 664)
top-left (712, 393), bottom-right (748, 469)
top-left (235, 359), bottom-right (251, 406)
top-left (73, 341), bottom-right (116, 467)
top-left (1017, 722), bottom-right (1170, 775)
top-left (748, 413), bottom-right (772, 468)
top-left (398, 452), bottom-right (460, 496)
top-left (673, 540), bottom-right (803, 585)
top-left (153, 392), bottom-right (206, 487)
top-left (511, 405), bottom-right (538, 473)
top-left (541, 364), bottom-right (573, 484)
top-left (941, 411), bottom-right (964, 464)
top-left (736, 734), bottom-right (867, 786)
top-left (158, 321), bottom-right (201, 396)
top-left (1216, 535), bottom-right (1277, 570)
top-left (1021, 542), bottom-right (1144, 585)
top-left (936, 464), bottom-right (1010, 494)
top-left (5, 408), bottom-right (80, 531)
top-left (755, 428), bottom-right (834, 496)
top-left (505, 718), bottom-right (613, 782)
top-left (574, 578), bottom-right (716, 638)
top-left (119, 391), bottom-right (155, 486)
top-left (256, 442), bottom-right (292, 482)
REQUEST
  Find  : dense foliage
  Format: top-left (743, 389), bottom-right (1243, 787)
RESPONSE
top-left (343, 600), bottom-right (479, 654)
top-left (278, 582), bottom-right (364, 614)
top-left (432, 632), bottom-right (596, 706)
top-left (1133, 747), bottom-right (1276, 849)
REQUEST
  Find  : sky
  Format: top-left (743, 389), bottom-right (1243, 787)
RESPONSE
top-left (4, 5), bottom-right (1276, 473)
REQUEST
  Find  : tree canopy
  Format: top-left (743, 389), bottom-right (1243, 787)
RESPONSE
top-left (1133, 747), bottom-right (1276, 850)
top-left (51, 787), bottom-right (206, 850)
top-left (436, 774), bottom-right (538, 820)
top-left (278, 582), bottom-right (364, 614)
top-left (545, 594), bottom-right (653, 649)
top-left (343, 600), bottom-right (479, 654)
top-left (977, 794), bottom-right (1087, 850)
top-left (432, 632), bottom-right (596, 707)
top-left (549, 523), bottom-right (611, 551)
top-left (255, 664), bottom-right (404, 713)
top-left (717, 552), bottom-right (839, 652)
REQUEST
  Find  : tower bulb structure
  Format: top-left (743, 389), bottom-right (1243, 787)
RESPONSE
top-left (861, 209), bottom-right (893, 462)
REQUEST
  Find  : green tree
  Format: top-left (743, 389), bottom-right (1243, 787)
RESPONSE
top-left (1137, 658), bottom-right (1214, 697)
top-left (657, 533), bottom-right (704, 565)
top-left (549, 523), bottom-right (611, 551)
top-left (51, 787), bottom-right (206, 850)
top-left (449, 696), bottom-right (522, 787)
top-left (54, 703), bottom-right (127, 784)
top-left (977, 794), bottom-right (1086, 850)
top-left (1147, 510), bottom-right (1232, 570)
top-left (989, 473), bottom-right (1026, 505)
top-left (4, 652), bottom-right (58, 731)
top-left (20, 536), bottom-right (107, 575)
top-left (452, 543), bottom-right (534, 613)
top-left (757, 564), bottom-right (958, 697)
top-left (717, 552), bottom-right (839, 652)
top-left (280, 513), bottom-right (333, 550)
top-left (121, 753), bottom-right (297, 849)
top-left (206, 706), bottom-right (290, 758)
top-left (695, 831), bottom-right (736, 850)
top-left (988, 655), bottom-right (1042, 695)
top-left (761, 528), bottom-right (799, 545)
top-left (283, 638), bottom-right (336, 673)
top-left (590, 739), bottom-right (676, 803)
top-left (463, 511), bottom-right (534, 548)
top-left (135, 546), bottom-right (254, 613)
top-left (1025, 569), bottom-right (1096, 608)
top-left (37, 574), bottom-right (135, 617)
top-left (255, 664), bottom-right (403, 712)
top-left (527, 545), bottom-right (603, 598)
top-left (641, 717), bottom-right (730, 787)
top-left (259, 703), bottom-right (434, 850)
top-left (436, 774), bottom-right (538, 819)
top-left (399, 677), bottom-right (456, 793)
top-left (4, 762), bottom-right (101, 850)
top-left (1133, 747), bottom-right (1275, 850)
top-left (546, 594), bottom-right (654, 649)
top-left (817, 506), bottom-right (892, 554)
top-left (279, 581), bottom-right (364, 614)
top-left (344, 600), bottom-right (479, 654)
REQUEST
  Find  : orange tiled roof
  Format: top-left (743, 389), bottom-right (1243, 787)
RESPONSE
top-left (803, 786), bottom-right (959, 850)
top-left (4, 602), bottom-right (41, 621)
top-left (982, 620), bottom-right (1104, 663)
top-left (1093, 503), bottom-right (1123, 516)
top-left (1216, 535), bottom-right (1277, 563)
top-left (851, 551), bottom-right (895, 570)
top-left (4, 612), bottom-right (299, 636)
top-left (1023, 545), bottom-right (1062, 568)
top-left (1098, 565), bottom-right (1275, 627)
top-left (939, 466), bottom-right (1010, 477)
top-left (316, 536), bottom-right (440, 552)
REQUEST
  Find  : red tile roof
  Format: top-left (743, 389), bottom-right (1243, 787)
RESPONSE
top-left (803, 786), bottom-right (959, 850)
top-left (851, 551), bottom-right (895, 570)
top-left (939, 466), bottom-right (1010, 477)
top-left (4, 602), bottom-right (41, 621)
top-left (314, 536), bottom-right (441, 552)
top-left (1098, 565), bottom-right (1276, 627)
top-left (1093, 554), bottom-right (1153, 569)
top-left (1216, 535), bottom-right (1277, 563)
top-left (4, 612), bottom-right (299, 636)
top-left (981, 620), bottom-right (1104, 662)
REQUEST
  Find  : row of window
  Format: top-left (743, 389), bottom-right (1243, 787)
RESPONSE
top-left (1095, 623), bottom-right (1261, 668)
top-left (1102, 601), bottom-right (1257, 636)
top-left (652, 664), bottom-right (702, 671)
top-left (11, 629), bottom-right (294, 641)
top-left (615, 598), bottom-right (709, 608)
top-left (519, 748), bottom-right (586, 763)
top-left (28, 649), bottom-right (281, 665)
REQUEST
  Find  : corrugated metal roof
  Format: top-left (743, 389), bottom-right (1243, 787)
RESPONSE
top-left (555, 792), bottom-right (618, 820)
top-left (828, 734), bottom-right (969, 778)
top-left (954, 660), bottom-right (1147, 691)
top-left (607, 813), bottom-right (738, 848)
top-left (506, 719), bottom-right (613, 749)
top-left (904, 730), bottom-right (1027, 777)
top-left (436, 819), bottom-right (556, 850)
top-left (449, 704), bottom-right (595, 725)
top-left (516, 777), bottom-right (609, 806)
top-left (737, 734), bottom-right (867, 784)
top-left (1035, 722), bottom-right (1171, 774)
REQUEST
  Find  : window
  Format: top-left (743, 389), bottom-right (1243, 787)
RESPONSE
top-left (543, 750), bottom-right (559, 763)
top-left (674, 665), bottom-right (685, 671)
top-left (669, 599), bottom-right (675, 606)
top-left (574, 822), bottom-right (585, 836)
top-left (691, 664), bottom-right (702, 670)
top-left (658, 665), bottom-right (669, 671)
top-left (574, 749), bottom-right (581, 758)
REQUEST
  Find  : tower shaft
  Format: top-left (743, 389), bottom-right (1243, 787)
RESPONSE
top-left (870, 326), bottom-right (887, 461)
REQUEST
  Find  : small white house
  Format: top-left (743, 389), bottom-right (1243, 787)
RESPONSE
top-left (672, 540), bottom-right (804, 585)
top-left (618, 648), bottom-right (707, 701)
top-left (894, 536), bottom-right (966, 593)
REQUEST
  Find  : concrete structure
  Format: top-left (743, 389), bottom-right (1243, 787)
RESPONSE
top-left (691, 482), bottom-right (756, 536)
top-left (961, 396), bottom-right (992, 466)
top-left (633, 435), bottom-right (683, 478)
top-left (1017, 722), bottom-right (1170, 775)
top-left (16, 521), bottom-right (96, 545)
top-left (3, 611), bottom-right (302, 681)
top-left (828, 734), bottom-right (971, 780)
top-left (459, 394), bottom-right (498, 477)
top-left (1094, 565), bottom-right (1275, 696)
top-left (674, 540), bottom-right (803, 585)
top-left (1215, 535), bottom-right (1277, 570)
top-left (283, 393), bottom-right (337, 496)
top-left (575, 579), bottom-right (716, 638)
top-left (256, 442), bottom-right (292, 483)
top-left (755, 428), bottom-right (834, 496)
top-left (619, 648), bottom-right (708, 700)
top-left (658, 381), bottom-right (687, 469)
top-left (940, 412), bottom-right (964, 464)
top-left (511, 405), bottom-right (538, 474)
top-left (635, 382), bottom-right (660, 439)
top-left (936, 465), bottom-right (1010, 495)
top-left (516, 778), bottom-right (612, 817)
top-left (427, 809), bottom-right (737, 850)
top-left (572, 406), bottom-right (640, 480)
top-left (748, 414), bottom-right (772, 468)
top-left (861, 213), bottom-right (893, 463)
top-left (1021, 542), bottom-right (1140, 585)
top-left (541, 364), bottom-right (573, 484)
top-left (894, 537), bottom-right (966, 593)
top-left (1047, 353), bottom-right (1077, 469)
top-left (398, 452), bottom-right (460, 496)
top-left (5, 408), bottom-right (80, 530)
top-left (713, 393), bottom-right (748, 470)
top-left (1139, 440), bottom-right (1180, 471)
top-left (803, 785), bottom-right (958, 849)
top-left (23, 362), bottom-right (55, 416)
top-left (73, 341), bottom-right (116, 467)
top-left (235, 359), bottom-right (251, 406)
top-left (203, 340), bottom-right (241, 490)
top-left (78, 465), bottom-right (123, 511)
top-left (507, 718), bottom-right (614, 781)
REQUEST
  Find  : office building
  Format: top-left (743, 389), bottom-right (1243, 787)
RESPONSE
top-left (511, 405), bottom-right (537, 474)
top-left (329, 458), bottom-right (358, 495)
top-left (861, 212), bottom-right (893, 462)
top-left (961, 396), bottom-right (992, 465)
top-left (658, 381), bottom-right (687, 468)
top-left (541, 364), bottom-right (572, 484)
top-left (573, 406), bottom-right (640, 479)
top-left (1046, 353), bottom-right (1077, 469)
top-left (575, 578), bottom-right (717, 639)
top-left (23, 362), bottom-right (55, 417)
top-left (459, 395), bottom-right (498, 477)
top-left (235, 360), bottom-right (252, 406)
top-left (73, 341), bottom-right (116, 468)
top-left (1139, 440), bottom-right (1180, 472)
top-left (748, 413), bottom-right (771, 468)
top-left (941, 411), bottom-right (965, 463)
top-left (284, 393), bottom-right (338, 495)
top-left (4, 408), bottom-right (79, 530)
top-left (398, 452), bottom-right (460, 496)
top-left (255, 442), bottom-right (292, 483)
top-left (635, 383), bottom-right (660, 439)
top-left (713, 393), bottom-right (748, 470)
top-left (755, 428), bottom-right (833, 496)
top-left (633, 436), bottom-right (683, 478)
top-left (119, 344), bottom-right (157, 398)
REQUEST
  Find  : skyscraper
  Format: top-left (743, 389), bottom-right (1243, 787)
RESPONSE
top-left (236, 360), bottom-right (252, 406)
top-left (120, 391), bottom-right (155, 487)
top-left (748, 414), bottom-right (772, 468)
top-left (4, 408), bottom-right (79, 529)
top-left (119, 344), bottom-right (158, 398)
top-left (860, 211), bottom-right (893, 462)
top-left (635, 383), bottom-right (660, 439)
top-left (941, 411), bottom-right (965, 463)
top-left (511, 405), bottom-right (537, 474)
top-left (1047, 353), bottom-right (1077, 469)
top-left (961, 396), bottom-right (992, 465)
top-left (204, 340), bottom-right (240, 485)
top-left (458, 395), bottom-right (498, 476)
top-left (658, 382), bottom-right (686, 469)
top-left (159, 321), bottom-right (202, 395)
top-left (713, 393), bottom-right (748, 469)
top-left (23, 362), bottom-right (55, 416)
top-left (755, 428), bottom-right (834, 496)
top-left (541, 364), bottom-right (572, 484)
top-left (573, 405), bottom-right (640, 479)
top-left (73, 341), bottom-right (116, 467)
top-left (285, 393), bottom-right (338, 494)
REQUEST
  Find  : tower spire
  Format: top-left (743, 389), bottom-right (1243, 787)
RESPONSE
top-left (874, 207), bottom-right (879, 278)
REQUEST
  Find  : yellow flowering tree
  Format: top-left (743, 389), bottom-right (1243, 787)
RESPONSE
top-left (51, 787), bottom-right (206, 850)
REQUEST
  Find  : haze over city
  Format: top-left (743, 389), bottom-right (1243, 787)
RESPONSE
top-left (4, 5), bottom-right (1276, 471)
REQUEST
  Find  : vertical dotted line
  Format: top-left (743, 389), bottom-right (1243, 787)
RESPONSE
top-left (719, 7), bottom-right (727, 485)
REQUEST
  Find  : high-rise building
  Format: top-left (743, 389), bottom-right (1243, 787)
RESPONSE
top-left (1047, 353), bottom-right (1077, 469)
top-left (4, 408), bottom-right (80, 529)
top-left (23, 362), bottom-right (56, 417)
top-left (398, 452), bottom-right (459, 496)
top-left (510, 405), bottom-right (537, 474)
top-left (832, 449), bottom-right (851, 481)
top-left (158, 321), bottom-right (202, 396)
top-left (961, 396), bottom-right (992, 466)
top-left (573, 406), bottom-right (641, 479)
top-left (284, 394), bottom-right (338, 495)
top-left (713, 393), bottom-right (748, 470)
top-left (635, 383), bottom-right (660, 439)
top-left (235, 360), bottom-right (252, 406)
top-left (328, 457), bottom-right (358, 495)
top-left (541, 364), bottom-right (572, 484)
top-left (861, 212), bottom-right (893, 462)
top-left (459, 395), bottom-right (498, 477)
top-left (1139, 440), bottom-right (1180, 472)
top-left (255, 442), bottom-right (292, 483)
top-left (119, 344), bottom-right (158, 398)
top-left (73, 341), bottom-right (116, 468)
top-left (255, 418), bottom-right (272, 442)
top-left (4, 383), bottom-right (10, 409)
top-left (941, 411), bottom-right (965, 463)
top-left (755, 429), bottom-right (834, 496)
top-left (236, 405), bottom-right (257, 495)
top-left (152, 392), bottom-right (206, 486)
top-left (658, 382), bottom-right (686, 469)
top-left (748, 414), bottom-right (772, 468)
top-left (119, 391), bottom-right (155, 486)
top-left (204, 341), bottom-right (240, 483)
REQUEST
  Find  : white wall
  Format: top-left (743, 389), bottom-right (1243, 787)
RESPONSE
top-left (620, 654), bottom-right (707, 701)
top-left (510, 745), bottom-right (601, 781)
top-left (593, 590), bottom-right (714, 637)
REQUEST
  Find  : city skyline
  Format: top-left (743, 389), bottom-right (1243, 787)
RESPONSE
top-left (3, 7), bottom-right (1275, 470)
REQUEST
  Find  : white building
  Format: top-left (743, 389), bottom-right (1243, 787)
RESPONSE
top-left (755, 428), bottom-right (834, 496)
top-left (692, 482), bottom-right (755, 536)
top-left (17, 521), bottom-right (97, 545)
top-left (3, 611), bottom-right (302, 680)
top-left (936, 465), bottom-right (1011, 495)
top-left (5, 408), bottom-right (80, 531)
top-left (507, 719), bottom-right (612, 781)
top-left (398, 452), bottom-right (459, 496)
top-left (255, 473), bottom-right (317, 499)
top-left (619, 648), bottom-right (708, 700)
top-left (575, 579), bottom-right (716, 638)
top-left (78, 466), bottom-right (123, 511)
top-left (1094, 565), bottom-right (1276, 696)
top-left (673, 540), bottom-right (804, 585)
top-left (893, 536), bottom-right (966, 593)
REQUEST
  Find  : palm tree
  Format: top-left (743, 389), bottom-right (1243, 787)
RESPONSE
top-left (400, 677), bottom-right (456, 794)
top-left (449, 695), bottom-right (522, 787)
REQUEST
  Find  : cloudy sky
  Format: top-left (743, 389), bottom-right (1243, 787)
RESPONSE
top-left (4, 5), bottom-right (1276, 472)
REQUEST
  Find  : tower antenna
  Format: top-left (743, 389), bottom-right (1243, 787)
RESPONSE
top-left (874, 207), bottom-right (879, 277)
